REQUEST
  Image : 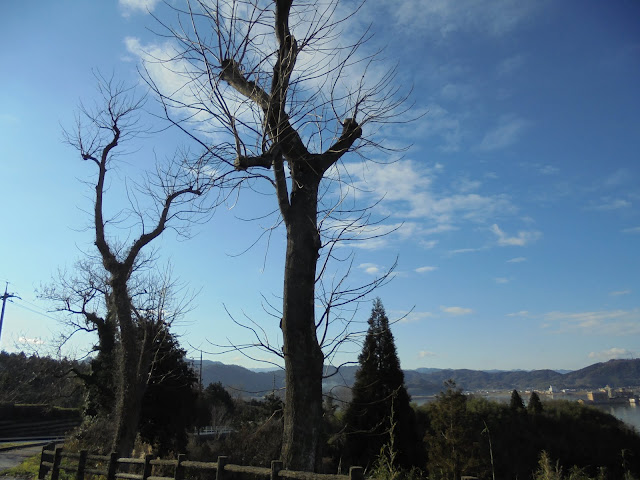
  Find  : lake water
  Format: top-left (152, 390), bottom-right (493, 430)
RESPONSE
top-left (594, 403), bottom-right (640, 432)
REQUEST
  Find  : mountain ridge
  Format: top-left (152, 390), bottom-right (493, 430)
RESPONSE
top-left (195, 358), bottom-right (640, 398)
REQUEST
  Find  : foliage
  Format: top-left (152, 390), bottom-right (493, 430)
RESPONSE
top-left (423, 381), bottom-right (486, 480)
top-left (188, 393), bottom-right (284, 468)
top-left (343, 299), bottom-right (418, 469)
top-left (73, 329), bottom-right (199, 456)
top-left (419, 392), bottom-right (640, 480)
top-left (0, 452), bottom-right (41, 478)
top-left (0, 352), bottom-right (84, 408)
top-left (137, 332), bottom-right (200, 456)
top-left (510, 389), bottom-right (525, 411)
top-left (528, 391), bottom-right (544, 415)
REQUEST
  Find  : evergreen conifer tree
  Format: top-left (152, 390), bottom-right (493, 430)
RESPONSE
top-left (527, 391), bottom-right (543, 415)
top-left (510, 389), bottom-right (525, 411)
top-left (343, 298), bottom-right (417, 468)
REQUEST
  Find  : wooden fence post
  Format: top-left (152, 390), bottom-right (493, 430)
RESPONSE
top-left (106, 452), bottom-right (118, 480)
top-left (349, 466), bottom-right (364, 480)
top-left (270, 460), bottom-right (283, 480)
top-left (174, 454), bottom-right (186, 480)
top-left (142, 454), bottom-right (154, 480)
top-left (216, 456), bottom-right (228, 480)
top-left (76, 450), bottom-right (88, 480)
top-left (38, 442), bottom-right (54, 480)
top-left (51, 447), bottom-right (63, 480)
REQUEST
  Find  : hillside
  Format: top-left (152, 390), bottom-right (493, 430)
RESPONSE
top-left (197, 358), bottom-right (640, 397)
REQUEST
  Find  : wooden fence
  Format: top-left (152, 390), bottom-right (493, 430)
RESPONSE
top-left (38, 444), bottom-right (364, 480)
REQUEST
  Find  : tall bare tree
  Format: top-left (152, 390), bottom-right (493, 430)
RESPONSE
top-left (59, 74), bottom-right (220, 457)
top-left (142, 0), bottom-right (408, 469)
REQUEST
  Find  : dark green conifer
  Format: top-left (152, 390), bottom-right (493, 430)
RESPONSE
top-left (510, 389), bottom-right (525, 411)
top-left (527, 391), bottom-right (543, 415)
top-left (343, 298), bottom-right (417, 468)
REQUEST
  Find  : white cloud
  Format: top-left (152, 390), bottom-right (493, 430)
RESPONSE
top-left (491, 224), bottom-right (541, 247)
top-left (119, 0), bottom-right (160, 16)
top-left (449, 247), bottom-right (482, 255)
top-left (358, 263), bottom-right (381, 275)
top-left (588, 347), bottom-right (636, 361)
top-left (396, 311), bottom-right (435, 324)
top-left (477, 115), bottom-right (530, 151)
top-left (495, 277), bottom-right (510, 284)
top-left (590, 198), bottom-right (632, 211)
top-left (609, 290), bottom-right (631, 296)
top-left (440, 306), bottom-right (473, 315)
top-left (0, 113), bottom-right (20, 125)
top-left (539, 165), bottom-right (559, 175)
top-left (440, 83), bottom-right (476, 102)
top-left (507, 257), bottom-right (527, 263)
top-left (622, 226), bottom-right (640, 234)
top-left (389, 0), bottom-right (540, 38)
top-left (415, 266), bottom-right (438, 273)
top-left (507, 311), bottom-right (530, 317)
top-left (419, 350), bottom-right (437, 358)
top-left (420, 239), bottom-right (439, 249)
top-left (543, 309), bottom-right (640, 336)
top-left (412, 104), bottom-right (464, 152)
top-left (603, 169), bottom-right (631, 188)
top-left (497, 54), bottom-right (525, 76)
top-left (341, 159), bottom-right (517, 233)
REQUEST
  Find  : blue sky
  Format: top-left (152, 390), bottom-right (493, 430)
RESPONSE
top-left (0, 0), bottom-right (638, 372)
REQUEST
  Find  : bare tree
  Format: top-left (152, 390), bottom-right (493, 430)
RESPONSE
top-left (141, 0), bottom-right (409, 470)
top-left (58, 74), bottom-right (221, 457)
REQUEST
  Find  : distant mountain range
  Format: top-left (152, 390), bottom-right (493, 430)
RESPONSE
top-left (193, 358), bottom-right (640, 399)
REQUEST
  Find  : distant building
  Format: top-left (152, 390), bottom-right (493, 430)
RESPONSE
top-left (587, 391), bottom-right (608, 403)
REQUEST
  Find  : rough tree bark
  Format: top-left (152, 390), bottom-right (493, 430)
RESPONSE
top-left (64, 76), bottom-right (209, 457)
top-left (143, 0), bottom-right (404, 469)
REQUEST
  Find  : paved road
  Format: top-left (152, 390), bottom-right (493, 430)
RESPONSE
top-left (0, 444), bottom-right (44, 479)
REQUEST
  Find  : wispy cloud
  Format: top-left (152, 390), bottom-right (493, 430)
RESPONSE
top-left (497, 54), bottom-right (525, 76)
top-left (339, 160), bottom-right (518, 252)
top-left (543, 309), bottom-right (640, 336)
top-left (449, 247), bottom-right (482, 255)
top-left (603, 169), bottom-right (632, 188)
top-left (590, 197), bottom-right (632, 211)
top-left (119, 0), bottom-right (160, 16)
top-left (389, 0), bottom-right (541, 38)
top-left (477, 115), bottom-right (530, 151)
top-left (495, 277), bottom-right (510, 284)
top-left (415, 266), bottom-right (438, 273)
top-left (609, 290), bottom-right (631, 297)
top-left (396, 311), bottom-right (436, 324)
top-left (419, 350), bottom-right (437, 358)
top-left (358, 263), bottom-right (382, 275)
top-left (507, 257), bottom-right (527, 263)
top-left (588, 347), bottom-right (636, 361)
top-left (506, 310), bottom-right (530, 317)
top-left (622, 226), bottom-right (640, 234)
top-left (0, 113), bottom-right (20, 125)
top-left (491, 224), bottom-right (541, 247)
top-left (440, 306), bottom-right (473, 316)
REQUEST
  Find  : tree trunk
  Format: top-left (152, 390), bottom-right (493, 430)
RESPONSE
top-left (109, 276), bottom-right (151, 458)
top-left (280, 168), bottom-right (324, 471)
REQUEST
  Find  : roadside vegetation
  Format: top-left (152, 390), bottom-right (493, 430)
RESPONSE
top-left (2, 300), bottom-right (640, 480)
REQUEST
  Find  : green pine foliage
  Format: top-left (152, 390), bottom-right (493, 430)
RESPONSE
top-left (528, 391), bottom-right (544, 415)
top-left (510, 389), bottom-right (525, 411)
top-left (343, 298), bottom-right (418, 469)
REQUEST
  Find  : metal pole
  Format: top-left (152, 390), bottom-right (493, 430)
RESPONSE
top-left (0, 282), bottom-right (19, 344)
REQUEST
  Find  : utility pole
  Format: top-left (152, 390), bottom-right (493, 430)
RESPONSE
top-left (0, 282), bottom-right (20, 344)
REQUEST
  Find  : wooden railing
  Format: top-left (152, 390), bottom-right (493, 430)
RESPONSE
top-left (38, 444), bottom-right (364, 480)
